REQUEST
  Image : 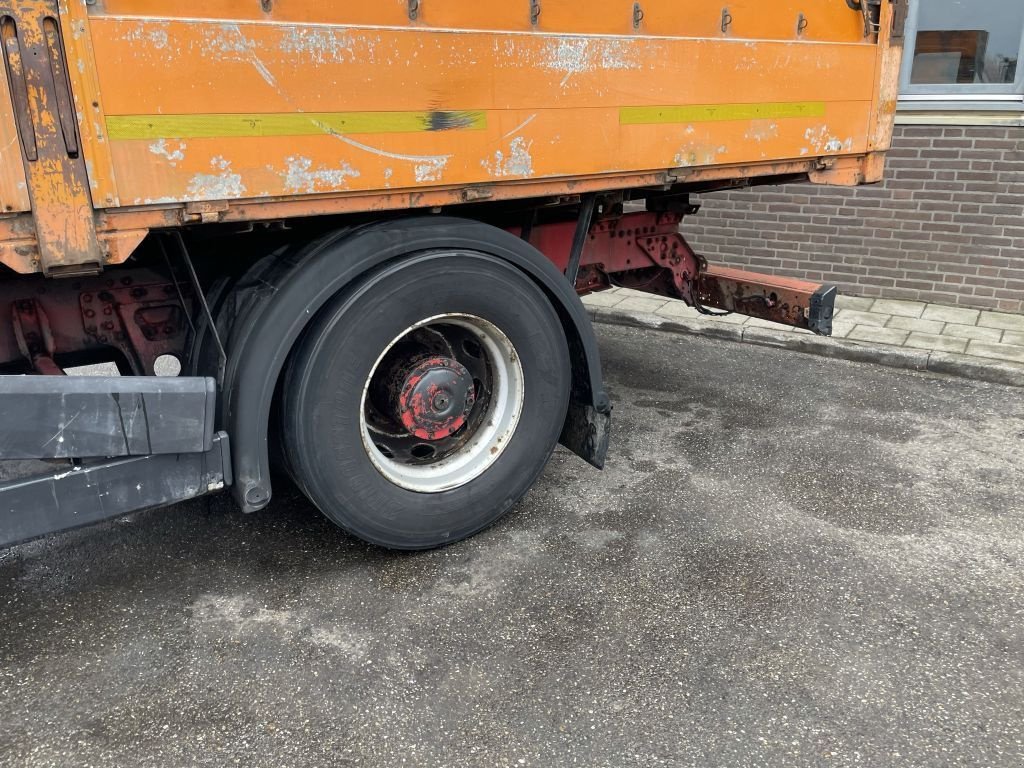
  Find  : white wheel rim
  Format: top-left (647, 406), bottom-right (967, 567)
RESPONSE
top-left (359, 313), bottom-right (525, 493)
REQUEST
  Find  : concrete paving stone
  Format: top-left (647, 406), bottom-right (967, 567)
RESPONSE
top-left (904, 332), bottom-right (969, 354)
top-left (829, 322), bottom-right (856, 339)
top-left (744, 317), bottom-right (796, 331)
top-left (966, 341), bottom-right (1024, 364)
top-left (847, 325), bottom-right (910, 346)
top-left (615, 296), bottom-right (670, 313)
top-left (835, 309), bottom-right (890, 328)
top-left (942, 323), bottom-right (1004, 343)
top-left (1003, 331), bottom-right (1024, 347)
top-left (653, 307), bottom-right (746, 325)
top-left (978, 311), bottom-right (1024, 333)
top-left (655, 300), bottom-right (702, 319)
top-left (834, 295), bottom-right (876, 312)
top-left (921, 305), bottom-right (981, 325)
top-left (710, 312), bottom-right (753, 325)
top-left (581, 291), bottom-right (625, 308)
top-left (871, 298), bottom-right (927, 318)
top-left (887, 316), bottom-right (945, 335)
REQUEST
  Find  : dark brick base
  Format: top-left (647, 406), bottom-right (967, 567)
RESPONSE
top-left (686, 124), bottom-right (1024, 314)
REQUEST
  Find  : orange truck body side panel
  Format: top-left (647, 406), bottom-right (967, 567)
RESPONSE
top-left (0, 47), bottom-right (30, 214)
top-left (0, 0), bottom-right (904, 274)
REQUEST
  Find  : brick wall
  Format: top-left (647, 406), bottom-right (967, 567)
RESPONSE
top-left (686, 125), bottom-right (1024, 314)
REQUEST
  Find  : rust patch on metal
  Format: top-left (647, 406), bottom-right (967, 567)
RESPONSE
top-left (520, 208), bottom-right (834, 333)
top-left (396, 356), bottom-right (476, 441)
top-left (0, 267), bottom-right (192, 373)
top-left (697, 265), bottom-right (834, 333)
top-left (11, 297), bottom-right (61, 373)
top-left (0, 0), bottom-right (103, 275)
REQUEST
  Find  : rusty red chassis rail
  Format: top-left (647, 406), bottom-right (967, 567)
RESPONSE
top-left (521, 210), bottom-right (837, 336)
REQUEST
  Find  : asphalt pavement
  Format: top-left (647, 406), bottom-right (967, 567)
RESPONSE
top-left (2, 324), bottom-right (1023, 768)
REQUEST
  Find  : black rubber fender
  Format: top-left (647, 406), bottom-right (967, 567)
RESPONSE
top-left (219, 216), bottom-right (611, 512)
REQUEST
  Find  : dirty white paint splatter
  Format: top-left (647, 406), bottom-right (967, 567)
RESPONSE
top-left (283, 156), bottom-right (360, 193)
top-left (149, 138), bottom-right (186, 166)
top-left (187, 156), bottom-right (246, 200)
top-left (674, 149), bottom-right (697, 167)
top-left (414, 157), bottom-right (448, 183)
top-left (745, 121), bottom-right (779, 143)
top-left (280, 27), bottom-right (356, 64)
top-left (804, 126), bottom-right (854, 155)
top-left (124, 22), bottom-right (169, 50)
top-left (482, 136), bottom-right (534, 178)
top-left (204, 23), bottom-right (252, 54)
top-left (540, 37), bottom-right (641, 87)
top-left (735, 55), bottom-right (760, 71)
top-left (805, 126), bottom-right (830, 153)
top-left (207, 23), bottom-right (279, 89)
top-left (673, 144), bottom-right (727, 167)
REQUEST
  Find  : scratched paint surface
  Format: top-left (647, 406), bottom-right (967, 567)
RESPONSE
top-left (77, 3), bottom-right (891, 206)
top-left (0, 44), bottom-right (31, 214)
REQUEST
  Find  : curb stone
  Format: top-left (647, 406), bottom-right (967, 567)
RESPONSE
top-left (591, 307), bottom-right (1024, 389)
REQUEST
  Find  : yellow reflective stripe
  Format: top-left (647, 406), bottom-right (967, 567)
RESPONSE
top-left (106, 111), bottom-right (488, 140)
top-left (620, 102), bottom-right (826, 125)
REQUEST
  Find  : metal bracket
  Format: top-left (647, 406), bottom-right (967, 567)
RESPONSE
top-left (11, 298), bottom-right (60, 374)
top-left (529, 0), bottom-right (540, 25)
top-left (633, 3), bottom-right (644, 29)
top-left (890, 0), bottom-right (908, 40)
top-left (0, 1), bottom-right (103, 275)
top-left (80, 282), bottom-right (191, 376)
top-left (183, 200), bottom-right (229, 224)
top-left (721, 8), bottom-right (733, 33)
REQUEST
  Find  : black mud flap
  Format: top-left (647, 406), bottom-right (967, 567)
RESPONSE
top-left (560, 401), bottom-right (611, 470)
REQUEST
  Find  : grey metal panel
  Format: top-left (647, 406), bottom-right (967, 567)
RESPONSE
top-left (0, 432), bottom-right (231, 548)
top-left (0, 376), bottom-right (217, 460)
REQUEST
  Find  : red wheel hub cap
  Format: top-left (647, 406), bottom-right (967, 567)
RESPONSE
top-left (397, 356), bottom-right (476, 440)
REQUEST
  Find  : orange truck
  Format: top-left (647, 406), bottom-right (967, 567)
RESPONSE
top-left (0, 0), bottom-right (905, 548)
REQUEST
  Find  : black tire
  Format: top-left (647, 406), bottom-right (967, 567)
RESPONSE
top-left (281, 249), bottom-right (571, 549)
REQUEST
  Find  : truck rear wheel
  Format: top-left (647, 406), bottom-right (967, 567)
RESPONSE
top-left (281, 250), bottom-right (571, 549)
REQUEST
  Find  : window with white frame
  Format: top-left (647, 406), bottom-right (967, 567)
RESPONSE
top-left (900, 0), bottom-right (1024, 108)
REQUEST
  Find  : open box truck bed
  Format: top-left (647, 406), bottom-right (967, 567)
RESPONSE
top-left (0, 0), bottom-right (904, 549)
